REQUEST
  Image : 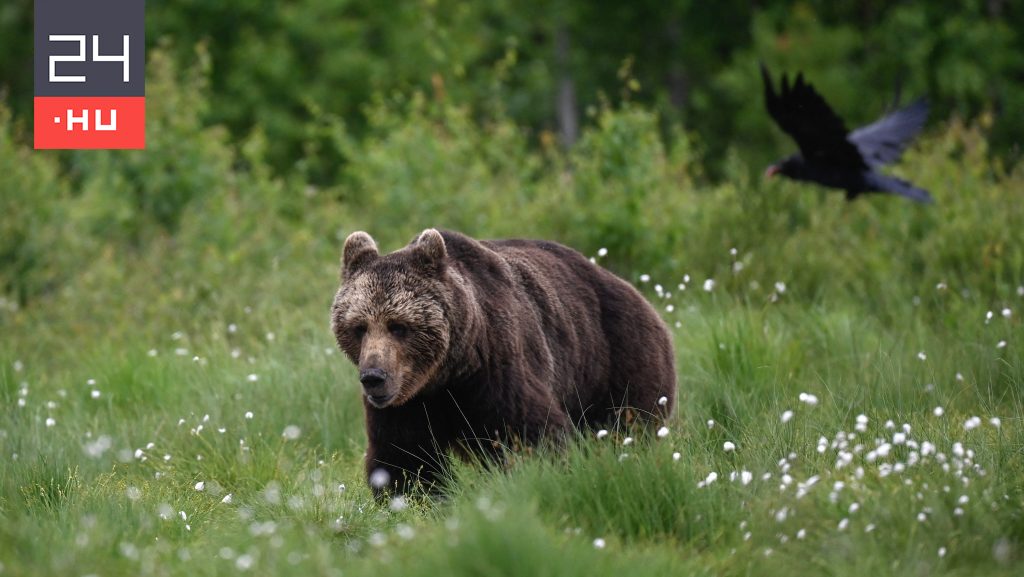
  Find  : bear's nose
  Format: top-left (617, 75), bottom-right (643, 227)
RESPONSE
top-left (359, 368), bottom-right (388, 389)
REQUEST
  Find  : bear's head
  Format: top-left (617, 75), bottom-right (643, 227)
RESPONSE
top-left (331, 229), bottom-right (453, 409)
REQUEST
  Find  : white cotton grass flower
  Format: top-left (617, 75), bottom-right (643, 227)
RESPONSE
top-left (593, 538), bottom-right (606, 549)
top-left (389, 496), bottom-right (408, 512)
top-left (221, 493), bottom-right (233, 504)
top-left (639, 274), bottom-right (651, 283)
top-left (963, 416), bottom-right (982, 431)
top-left (657, 427), bottom-right (670, 438)
top-left (672, 452), bottom-right (681, 461)
top-left (697, 471), bottom-right (718, 488)
top-left (989, 417), bottom-right (1001, 428)
top-left (837, 518), bottom-right (849, 531)
top-left (597, 248), bottom-right (608, 258)
top-left (369, 468), bottom-right (391, 489)
top-left (247, 374), bottom-right (259, 382)
top-left (816, 436), bottom-right (828, 454)
top-left (45, 417), bottom-right (56, 427)
top-left (781, 410), bottom-right (794, 423)
top-left (596, 429), bottom-right (609, 439)
top-left (244, 411), bottom-right (254, 420)
top-left (723, 441), bottom-right (736, 452)
top-left (933, 406), bottom-right (945, 417)
top-left (798, 393), bottom-right (819, 406)
top-left (917, 351), bottom-right (927, 361)
top-left (706, 419), bottom-right (715, 429)
top-left (702, 279), bottom-right (716, 292)
top-left (195, 481), bottom-right (205, 492)
top-left (158, 504), bottom-right (174, 520)
top-left (281, 425), bottom-right (301, 440)
top-left (996, 340), bottom-right (1007, 349)
top-left (855, 414), bottom-right (868, 432)
top-left (1002, 308), bottom-right (1012, 318)
top-left (657, 396), bottom-right (668, 407)
top-left (235, 554), bottom-right (254, 570)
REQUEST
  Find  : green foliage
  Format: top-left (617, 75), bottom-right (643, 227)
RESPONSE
top-left (340, 93), bottom-right (544, 245)
top-left (0, 107), bottom-right (74, 305)
top-left (4, 1), bottom-right (1022, 177)
top-left (67, 45), bottom-right (233, 239)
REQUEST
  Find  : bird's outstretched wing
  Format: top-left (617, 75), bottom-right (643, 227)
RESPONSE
top-left (848, 98), bottom-right (928, 168)
top-left (761, 64), bottom-right (866, 170)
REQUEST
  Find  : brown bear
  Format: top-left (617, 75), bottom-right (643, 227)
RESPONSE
top-left (330, 228), bottom-right (676, 496)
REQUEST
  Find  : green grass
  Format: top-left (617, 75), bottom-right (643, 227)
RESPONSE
top-left (2, 271), bottom-right (1021, 576)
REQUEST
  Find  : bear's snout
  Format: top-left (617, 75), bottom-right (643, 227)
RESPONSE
top-left (359, 367), bottom-right (388, 388)
top-left (359, 367), bottom-right (395, 407)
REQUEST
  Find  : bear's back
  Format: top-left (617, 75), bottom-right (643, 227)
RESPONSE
top-left (438, 230), bottom-right (676, 426)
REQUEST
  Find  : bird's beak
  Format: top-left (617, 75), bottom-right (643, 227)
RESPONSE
top-left (764, 165), bottom-right (781, 178)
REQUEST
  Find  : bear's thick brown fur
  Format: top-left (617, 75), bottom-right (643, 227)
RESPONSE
top-left (331, 228), bottom-right (676, 495)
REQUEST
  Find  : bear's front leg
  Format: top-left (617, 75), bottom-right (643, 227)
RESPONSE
top-left (363, 398), bottom-right (454, 499)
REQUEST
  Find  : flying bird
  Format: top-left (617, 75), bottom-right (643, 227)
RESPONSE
top-left (761, 64), bottom-right (932, 203)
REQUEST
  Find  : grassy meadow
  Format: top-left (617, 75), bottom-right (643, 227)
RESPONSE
top-left (2, 54), bottom-right (1023, 576)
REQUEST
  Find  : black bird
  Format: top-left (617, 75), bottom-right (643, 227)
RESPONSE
top-left (761, 64), bottom-right (932, 203)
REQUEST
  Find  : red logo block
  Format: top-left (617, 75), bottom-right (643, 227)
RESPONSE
top-left (34, 96), bottom-right (145, 149)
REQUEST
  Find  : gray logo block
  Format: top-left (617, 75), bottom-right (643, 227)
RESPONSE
top-left (35, 0), bottom-right (145, 97)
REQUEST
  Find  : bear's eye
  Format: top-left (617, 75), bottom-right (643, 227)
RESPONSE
top-left (352, 324), bottom-right (367, 339)
top-left (388, 322), bottom-right (408, 338)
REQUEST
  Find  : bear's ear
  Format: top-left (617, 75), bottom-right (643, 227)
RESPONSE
top-left (413, 228), bottom-right (447, 274)
top-left (341, 231), bottom-right (379, 279)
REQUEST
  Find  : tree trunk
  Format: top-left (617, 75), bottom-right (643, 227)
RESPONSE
top-left (555, 25), bottom-right (578, 149)
top-left (665, 18), bottom-right (688, 109)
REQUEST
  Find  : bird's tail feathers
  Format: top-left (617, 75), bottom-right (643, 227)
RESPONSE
top-left (868, 173), bottom-right (933, 203)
